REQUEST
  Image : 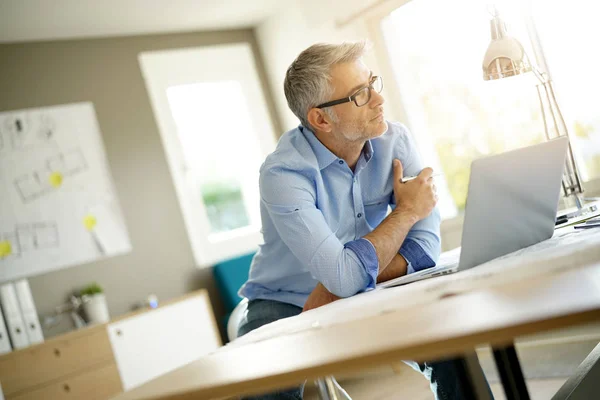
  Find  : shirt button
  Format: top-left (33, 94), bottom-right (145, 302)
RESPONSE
top-left (338, 160), bottom-right (344, 164)
top-left (357, 213), bottom-right (362, 218)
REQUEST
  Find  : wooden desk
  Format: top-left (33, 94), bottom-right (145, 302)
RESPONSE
top-left (113, 230), bottom-right (600, 400)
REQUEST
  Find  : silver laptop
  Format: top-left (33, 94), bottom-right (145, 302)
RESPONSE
top-left (379, 136), bottom-right (569, 288)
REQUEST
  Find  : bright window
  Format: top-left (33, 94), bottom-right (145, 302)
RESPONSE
top-left (139, 44), bottom-right (276, 266)
top-left (166, 81), bottom-right (262, 237)
top-left (531, 0), bottom-right (600, 181)
top-left (379, 0), bottom-right (599, 219)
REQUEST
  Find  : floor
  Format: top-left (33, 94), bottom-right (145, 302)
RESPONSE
top-left (303, 363), bottom-right (567, 400)
top-left (235, 339), bottom-right (596, 399)
top-left (300, 339), bottom-right (599, 399)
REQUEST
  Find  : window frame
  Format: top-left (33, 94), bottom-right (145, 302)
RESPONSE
top-left (138, 43), bottom-right (277, 267)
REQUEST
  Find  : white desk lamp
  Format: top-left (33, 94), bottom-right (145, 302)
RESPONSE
top-left (482, 7), bottom-right (588, 214)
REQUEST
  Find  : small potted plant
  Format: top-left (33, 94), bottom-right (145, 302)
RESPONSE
top-left (80, 282), bottom-right (110, 324)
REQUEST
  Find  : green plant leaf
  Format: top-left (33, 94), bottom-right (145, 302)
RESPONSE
top-left (80, 282), bottom-right (103, 296)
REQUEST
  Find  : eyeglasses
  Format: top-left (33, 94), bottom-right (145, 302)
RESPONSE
top-left (316, 76), bottom-right (383, 109)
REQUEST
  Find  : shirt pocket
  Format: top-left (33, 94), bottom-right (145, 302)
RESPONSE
top-left (364, 195), bottom-right (390, 229)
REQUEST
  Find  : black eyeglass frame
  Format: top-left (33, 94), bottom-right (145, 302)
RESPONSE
top-left (315, 76), bottom-right (383, 109)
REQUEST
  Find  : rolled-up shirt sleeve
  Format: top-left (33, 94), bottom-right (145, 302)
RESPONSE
top-left (392, 124), bottom-right (442, 273)
top-left (261, 166), bottom-right (379, 297)
top-left (345, 238), bottom-right (379, 289)
top-left (400, 233), bottom-right (439, 274)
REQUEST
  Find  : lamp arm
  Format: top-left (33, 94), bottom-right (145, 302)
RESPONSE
top-left (535, 85), bottom-right (551, 141)
top-left (535, 71), bottom-right (584, 198)
top-left (527, 47), bottom-right (584, 198)
top-left (547, 81), bottom-right (584, 196)
top-left (531, 65), bottom-right (546, 85)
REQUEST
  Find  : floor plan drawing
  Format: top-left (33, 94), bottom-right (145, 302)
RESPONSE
top-left (0, 103), bottom-right (131, 282)
top-left (14, 148), bottom-right (88, 203)
top-left (0, 222), bottom-right (60, 261)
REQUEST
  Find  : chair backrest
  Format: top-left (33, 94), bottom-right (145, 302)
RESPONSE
top-left (213, 252), bottom-right (255, 313)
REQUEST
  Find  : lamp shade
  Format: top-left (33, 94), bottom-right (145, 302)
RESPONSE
top-left (482, 12), bottom-right (532, 80)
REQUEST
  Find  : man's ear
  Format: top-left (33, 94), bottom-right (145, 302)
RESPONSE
top-left (307, 108), bottom-right (333, 133)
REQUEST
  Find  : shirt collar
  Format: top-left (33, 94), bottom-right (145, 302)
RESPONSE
top-left (299, 125), bottom-right (376, 170)
top-left (299, 125), bottom-right (337, 170)
top-left (363, 139), bottom-right (374, 163)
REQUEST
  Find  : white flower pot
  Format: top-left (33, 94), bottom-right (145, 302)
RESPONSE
top-left (83, 293), bottom-right (110, 324)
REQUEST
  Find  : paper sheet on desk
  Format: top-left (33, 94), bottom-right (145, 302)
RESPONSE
top-left (226, 275), bottom-right (459, 350)
top-left (422, 227), bottom-right (600, 294)
top-left (437, 246), bottom-right (462, 266)
top-left (226, 228), bottom-right (600, 350)
top-left (555, 201), bottom-right (600, 229)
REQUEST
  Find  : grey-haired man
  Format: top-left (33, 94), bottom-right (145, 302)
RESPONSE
top-left (238, 42), bottom-right (493, 400)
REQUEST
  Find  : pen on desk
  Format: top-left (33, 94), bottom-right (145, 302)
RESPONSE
top-left (402, 173), bottom-right (443, 183)
top-left (556, 211), bottom-right (600, 226)
top-left (574, 223), bottom-right (600, 230)
top-left (555, 210), bottom-right (587, 224)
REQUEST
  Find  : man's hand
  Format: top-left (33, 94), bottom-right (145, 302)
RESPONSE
top-left (302, 283), bottom-right (341, 312)
top-left (393, 159), bottom-right (438, 221)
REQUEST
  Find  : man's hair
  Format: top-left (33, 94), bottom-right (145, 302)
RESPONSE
top-left (284, 41), bottom-right (369, 130)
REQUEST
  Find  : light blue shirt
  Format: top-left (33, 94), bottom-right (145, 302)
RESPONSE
top-left (239, 122), bottom-right (441, 308)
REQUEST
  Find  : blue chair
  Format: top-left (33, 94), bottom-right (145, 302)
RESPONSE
top-left (212, 252), bottom-right (255, 340)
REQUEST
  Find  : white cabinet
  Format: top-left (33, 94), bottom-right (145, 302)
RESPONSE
top-left (107, 291), bottom-right (221, 391)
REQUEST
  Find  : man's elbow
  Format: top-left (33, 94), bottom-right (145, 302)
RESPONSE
top-left (322, 280), bottom-right (361, 298)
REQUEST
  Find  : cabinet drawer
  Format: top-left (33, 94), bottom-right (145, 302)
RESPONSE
top-left (8, 362), bottom-right (122, 400)
top-left (0, 326), bottom-right (114, 396)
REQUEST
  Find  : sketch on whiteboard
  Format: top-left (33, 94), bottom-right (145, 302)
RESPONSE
top-left (0, 103), bottom-right (131, 282)
top-left (13, 148), bottom-right (88, 203)
top-left (0, 222), bottom-right (60, 260)
top-left (2, 112), bottom-right (57, 151)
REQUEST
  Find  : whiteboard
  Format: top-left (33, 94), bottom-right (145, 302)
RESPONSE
top-left (0, 102), bottom-right (131, 282)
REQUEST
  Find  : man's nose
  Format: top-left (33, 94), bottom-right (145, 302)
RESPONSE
top-left (370, 89), bottom-right (385, 107)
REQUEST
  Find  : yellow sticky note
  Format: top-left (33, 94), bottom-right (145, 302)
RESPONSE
top-left (83, 215), bottom-right (97, 231)
top-left (0, 241), bottom-right (12, 258)
top-left (49, 172), bottom-right (63, 188)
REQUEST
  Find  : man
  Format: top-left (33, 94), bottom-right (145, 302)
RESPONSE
top-left (238, 42), bottom-right (492, 399)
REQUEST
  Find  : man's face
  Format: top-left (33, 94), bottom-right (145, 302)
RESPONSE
top-left (326, 60), bottom-right (387, 142)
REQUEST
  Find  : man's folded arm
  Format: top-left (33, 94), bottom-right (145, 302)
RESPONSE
top-left (261, 167), bottom-right (379, 298)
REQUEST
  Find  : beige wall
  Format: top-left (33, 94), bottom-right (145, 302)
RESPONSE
top-left (0, 29), bottom-right (281, 339)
